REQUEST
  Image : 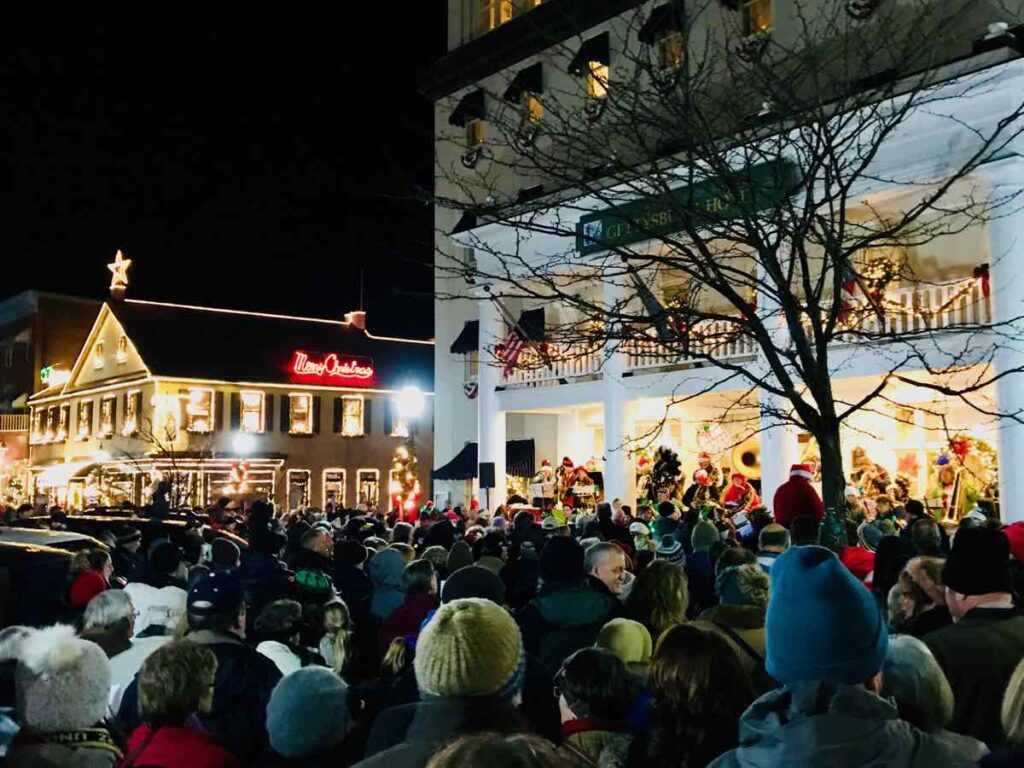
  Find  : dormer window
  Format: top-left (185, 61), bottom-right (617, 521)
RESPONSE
top-left (480, 0), bottom-right (513, 34)
top-left (116, 334), bottom-right (129, 364)
top-left (742, 0), bottom-right (772, 35)
top-left (569, 33), bottom-right (611, 117)
top-left (658, 30), bottom-right (685, 70)
top-left (93, 341), bottom-right (105, 370)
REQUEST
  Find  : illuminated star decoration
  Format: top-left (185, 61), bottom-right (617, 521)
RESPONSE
top-left (107, 250), bottom-right (132, 292)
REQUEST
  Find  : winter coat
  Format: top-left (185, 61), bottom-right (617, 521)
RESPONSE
top-left (256, 640), bottom-right (303, 676)
top-left (839, 545), bottom-right (876, 588)
top-left (772, 476), bottom-right (824, 528)
top-left (7, 726), bottom-right (121, 768)
top-left (983, 750), bottom-right (1024, 767)
top-left (112, 547), bottom-right (146, 583)
top-left (254, 738), bottom-right (362, 768)
top-left (707, 680), bottom-right (986, 767)
top-left (333, 563), bottom-right (373, 609)
top-left (698, 604), bottom-right (768, 688)
top-left (235, 551), bottom-right (293, 630)
top-left (908, 604), bottom-right (952, 638)
top-left (117, 724), bottom-right (239, 768)
top-left (368, 550), bottom-right (406, 621)
top-left (516, 582), bottom-right (624, 676)
top-left (558, 720), bottom-right (632, 768)
top-left (122, 582), bottom-right (186, 636)
top-left (115, 629), bottom-right (282, 762)
top-left (924, 607), bottom-right (1024, 749)
top-left (108, 636), bottom-right (172, 717)
top-left (377, 592), bottom-right (438, 654)
top-left (357, 695), bottom-right (533, 768)
top-left (684, 550), bottom-right (716, 617)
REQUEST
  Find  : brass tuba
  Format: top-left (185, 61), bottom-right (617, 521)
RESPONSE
top-left (731, 438), bottom-right (762, 480)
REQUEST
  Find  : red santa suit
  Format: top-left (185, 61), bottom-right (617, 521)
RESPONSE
top-left (773, 464), bottom-right (824, 528)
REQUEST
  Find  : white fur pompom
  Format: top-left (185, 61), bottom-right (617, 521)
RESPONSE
top-left (17, 625), bottom-right (82, 674)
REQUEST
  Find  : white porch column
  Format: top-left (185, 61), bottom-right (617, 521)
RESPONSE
top-left (757, 251), bottom-right (800, 506)
top-left (602, 276), bottom-right (637, 507)
top-left (982, 158), bottom-right (1024, 522)
top-left (477, 296), bottom-right (507, 510)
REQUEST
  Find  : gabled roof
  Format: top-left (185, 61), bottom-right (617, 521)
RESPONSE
top-left (32, 299), bottom-right (434, 400)
top-left (108, 300), bottom-right (434, 392)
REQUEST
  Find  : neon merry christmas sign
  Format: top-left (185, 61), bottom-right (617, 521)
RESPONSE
top-left (289, 351), bottom-right (375, 386)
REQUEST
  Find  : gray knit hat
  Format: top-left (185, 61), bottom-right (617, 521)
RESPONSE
top-left (266, 667), bottom-right (350, 758)
top-left (2, 624), bottom-right (111, 731)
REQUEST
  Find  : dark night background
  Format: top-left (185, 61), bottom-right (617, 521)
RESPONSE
top-left (0, 11), bottom-right (446, 338)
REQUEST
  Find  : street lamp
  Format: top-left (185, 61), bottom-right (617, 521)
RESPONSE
top-left (395, 385), bottom-right (426, 422)
top-left (232, 433), bottom-right (256, 455)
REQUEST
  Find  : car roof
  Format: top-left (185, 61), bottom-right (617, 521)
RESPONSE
top-left (0, 527), bottom-right (106, 550)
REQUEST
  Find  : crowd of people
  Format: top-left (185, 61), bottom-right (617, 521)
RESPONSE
top-left (2, 462), bottom-right (1024, 767)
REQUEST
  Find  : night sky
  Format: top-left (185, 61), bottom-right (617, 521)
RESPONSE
top-left (0, 11), bottom-right (446, 339)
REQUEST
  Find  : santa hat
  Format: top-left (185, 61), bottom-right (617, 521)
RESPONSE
top-left (731, 472), bottom-right (747, 483)
top-left (790, 464), bottom-right (814, 480)
top-left (561, 457), bottom-right (574, 467)
top-left (695, 469), bottom-right (711, 486)
top-left (541, 459), bottom-right (552, 467)
top-left (698, 452), bottom-right (711, 461)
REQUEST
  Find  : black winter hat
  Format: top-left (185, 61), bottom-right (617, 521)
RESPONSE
top-left (540, 536), bottom-right (584, 584)
top-left (441, 565), bottom-right (507, 605)
top-left (657, 501), bottom-right (677, 518)
top-left (943, 527), bottom-right (1013, 596)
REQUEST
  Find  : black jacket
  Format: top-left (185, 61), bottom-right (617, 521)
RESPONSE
top-left (925, 606), bottom-right (1024, 748)
top-left (112, 546), bottom-right (147, 582)
top-left (115, 628), bottom-right (282, 762)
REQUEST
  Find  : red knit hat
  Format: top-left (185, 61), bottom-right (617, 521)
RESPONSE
top-left (69, 570), bottom-right (107, 608)
top-left (790, 464), bottom-right (813, 480)
top-left (1003, 522), bottom-right (1024, 564)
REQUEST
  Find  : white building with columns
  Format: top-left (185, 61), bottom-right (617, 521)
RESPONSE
top-left (425, 0), bottom-right (1024, 518)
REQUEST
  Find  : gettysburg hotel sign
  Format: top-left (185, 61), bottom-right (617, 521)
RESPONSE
top-left (288, 350), bottom-right (376, 387)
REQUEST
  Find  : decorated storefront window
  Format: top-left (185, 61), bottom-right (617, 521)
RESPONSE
top-left (287, 468), bottom-right (311, 510)
top-left (187, 388), bottom-right (214, 433)
top-left (341, 396), bottom-right (364, 437)
top-left (122, 390), bottom-right (141, 437)
top-left (56, 404), bottom-right (69, 442)
top-left (240, 391), bottom-right (265, 433)
top-left (76, 400), bottom-right (93, 440)
top-left (98, 396), bottom-right (115, 437)
top-left (357, 469), bottom-right (380, 508)
top-left (45, 406), bottom-right (58, 442)
top-left (289, 393), bottom-right (313, 435)
top-left (30, 408), bottom-right (44, 444)
top-left (323, 468), bottom-right (346, 507)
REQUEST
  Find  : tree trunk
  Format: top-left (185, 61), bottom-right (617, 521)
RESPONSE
top-left (818, 423), bottom-right (847, 514)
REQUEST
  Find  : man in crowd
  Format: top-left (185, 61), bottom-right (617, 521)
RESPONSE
top-left (924, 526), bottom-right (1024, 748)
top-left (757, 523), bottom-right (790, 572)
top-left (772, 463), bottom-right (824, 528)
top-left (584, 542), bottom-right (629, 598)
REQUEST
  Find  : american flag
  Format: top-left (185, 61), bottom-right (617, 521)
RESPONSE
top-left (838, 258), bottom-right (859, 323)
top-left (497, 326), bottom-right (526, 378)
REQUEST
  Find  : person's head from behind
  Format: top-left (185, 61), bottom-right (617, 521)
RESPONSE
top-left (758, 523), bottom-right (791, 554)
top-left (789, 515), bottom-right (821, 546)
top-left (380, 636), bottom-right (411, 679)
top-left (1002, 657), bottom-right (1024, 754)
top-left (911, 518), bottom-right (942, 553)
top-left (874, 495), bottom-right (893, 518)
top-left (942, 527), bottom-right (1014, 620)
top-left (714, 546), bottom-right (756, 579)
top-left (766, 546), bottom-right (888, 692)
top-left (392, 521), bottom-right (414, 545)
top-left (186, 571), bottom-right (245, 637)
top-left (539, 536), bottom-right (585, 588)
top-left (402, 559), bottom-right (438, 596)
top-left (72, 548), bottom-right (113, 580)
top-left (596, 502), bottom-right (613, 522)
top-left (254, 599), bottom-right (303, 646)
top-left (880, 635), bottom-right (953, 733)
top-left (82, 588), bottom-right (134, 640)
top-left (426, 733), bottom-right (568, 768)
top-left (391, 542), bottom-right (416, 563)
top-left (715, 564), bottom-right (770, 608)
top-left (903, 499), bottom-right (925, 521)
top-left (138, 640), bottom-right (217, 725)
top-left (555, 647), bottom-right (635, 724)
top-left (625, 560), bottom-right (689, 639)
top-left (584, 542), bottom-right (627, 595)
top-left (650, 623), bottom-right (754, 719)
top-left (897, 556), bottom-right (945, 624)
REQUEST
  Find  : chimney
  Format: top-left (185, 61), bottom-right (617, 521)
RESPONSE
top-left (345, 310), bottom-right (366, 330)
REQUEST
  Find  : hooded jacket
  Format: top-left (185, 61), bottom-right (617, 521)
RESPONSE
top-left (368, 549), bottom-right (406, 621)
top-left (516, 582), bottom-right (623, 676)
top-left (708, 680), bottom-right (986, 767)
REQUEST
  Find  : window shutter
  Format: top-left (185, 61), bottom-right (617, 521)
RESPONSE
top-left (265, 394), bottom-right (274, 432)
top-left (312, 396), bottom-right (321, 434)
top-left (111, 395), bottom-right (118, 432)
top-left (280, 395), bottom-right (289, 433)
top-left (363, 397), bottom-right (372, 436)
top-left (333, 398), bottom-right (343, 433)
top-left (215, 391), bottom-right (224, 431)
top-left (384, 400), bottom-right (393, 436)
top-left (230, 393), bottom-right (241, 430)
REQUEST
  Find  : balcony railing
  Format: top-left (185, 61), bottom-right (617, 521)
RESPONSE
top-left (499, 281), bottom-right (993, 388)
top-left (0, 413), bottom-right (30, 432)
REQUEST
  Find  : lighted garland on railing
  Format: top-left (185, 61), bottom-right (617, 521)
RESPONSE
top-left (847, 265), bottom-right (990, 323)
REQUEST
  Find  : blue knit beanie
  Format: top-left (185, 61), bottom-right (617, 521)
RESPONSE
top-left (266, 668), bottom-right (349, 758)
top-left (766, 545), bottom-right (888, 685)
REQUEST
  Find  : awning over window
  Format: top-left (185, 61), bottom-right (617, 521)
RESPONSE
top-left (432, 439), bottom-right (537, 480)
top-left (448, 89), bottom-right (486, 127)
top-left (515, 308), bottom-right (545, 343)
top-left (450, 320), bottom-right (480, 354)
top-left (639, 3), bottom-right (685, 44)
top-left (569, 32), bottom-right (610, 77)
top-left (450, 210), bottom-right (478, 235)
top-left (503, 62), bottom-right (544, 103)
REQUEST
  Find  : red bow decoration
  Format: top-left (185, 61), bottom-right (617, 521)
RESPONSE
top-left (973, 264), bottom-right (991, 298)
top-left (950, 437), bottom-right (970, 460)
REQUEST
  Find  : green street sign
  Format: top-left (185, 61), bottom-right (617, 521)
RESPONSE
top-left (576, 159), bottom-right (795, 255)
